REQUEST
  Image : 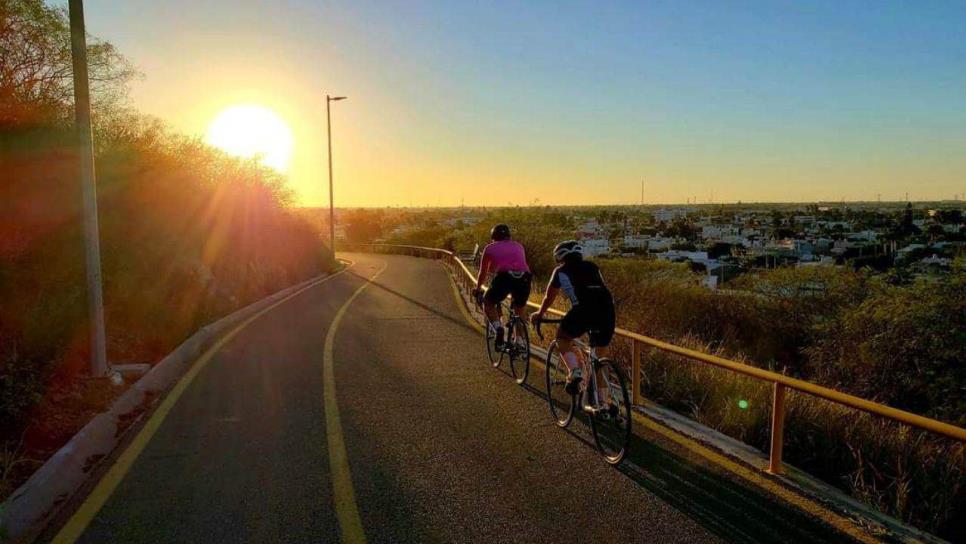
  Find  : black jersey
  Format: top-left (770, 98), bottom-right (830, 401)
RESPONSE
top-left (549, 260), bottom-right (613, 307)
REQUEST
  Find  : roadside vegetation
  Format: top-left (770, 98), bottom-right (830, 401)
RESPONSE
top-left (0, 0), bottom-right (331, 499)
top-left (342, 206), bottom-right (964, 539)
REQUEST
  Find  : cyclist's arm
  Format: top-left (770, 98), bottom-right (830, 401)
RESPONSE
top-left (475, 251), bottom-right (492, 291)
top-left (535, 286), bottom-right (559, 317)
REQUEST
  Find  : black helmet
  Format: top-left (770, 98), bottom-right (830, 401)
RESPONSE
top-left (490, 224), bottom-right (511, 241)
top-left (553, 240), bottom-right (583, 262)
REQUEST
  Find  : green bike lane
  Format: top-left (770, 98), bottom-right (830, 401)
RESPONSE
top-left (46, 252), bottom-right (856, 543)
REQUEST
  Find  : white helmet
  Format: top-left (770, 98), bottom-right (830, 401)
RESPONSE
top-left (553, 240), bottom-right (583, 262)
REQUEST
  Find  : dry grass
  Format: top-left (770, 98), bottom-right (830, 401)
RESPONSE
top-left (635, 335), bottom-right (965, 539)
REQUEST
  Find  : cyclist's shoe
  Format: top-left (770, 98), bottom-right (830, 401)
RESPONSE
top-left (565, 368), bottom-right (583, 395)
top-left (494, 326), bottom-right (505, 351)
top-left (597, 402), bottom-right (620, 421)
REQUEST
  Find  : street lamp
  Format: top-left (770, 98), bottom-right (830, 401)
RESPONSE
top-left (68, 0), bottom-right (108, 378)
top-left (326, 95), bottom-right (346, 259)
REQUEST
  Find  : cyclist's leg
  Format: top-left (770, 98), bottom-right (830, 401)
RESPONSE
top-left (556, 335), bottom-right (578, 370)
top-left (556, 311), bottom-right (584, 372)
top-left (483, 273), bottom-right (510, 336)
top-left (588, 305), bottom-right (617, 406)
top-left (509, 273), bottom-right (532, 332)
top-left (483, 299), bottom-right (500, 321)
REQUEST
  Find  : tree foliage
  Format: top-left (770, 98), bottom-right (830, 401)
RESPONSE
top-left (0, 0), bottom-right (137, 126)
top-left (0, 0), bottom-right (329, 438)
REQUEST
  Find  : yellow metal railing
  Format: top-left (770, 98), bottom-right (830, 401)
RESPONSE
top-left (344, 243), bottom-right (966, 475)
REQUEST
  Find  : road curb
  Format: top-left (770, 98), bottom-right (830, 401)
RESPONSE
top-left (0, 269), bottom-right (337, 543)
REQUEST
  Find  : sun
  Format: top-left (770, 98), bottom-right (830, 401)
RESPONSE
top-left (206, 105), bottom-right (294, 172)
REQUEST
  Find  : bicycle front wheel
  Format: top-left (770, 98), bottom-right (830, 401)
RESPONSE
top-left (589, 359), bottom-right (632, 465)
top-left (509, 318), bottom-right (530, 385)
top-left (544, 341), bottom-right (575, 427)
top-left (485, 320), bottom-right (503, 368)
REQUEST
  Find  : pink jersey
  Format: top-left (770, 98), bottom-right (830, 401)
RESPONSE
top-left (481, 240), bottom-right (530, 274)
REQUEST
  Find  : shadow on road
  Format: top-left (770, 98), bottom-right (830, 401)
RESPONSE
top-left (520, 384), bottom-right (853, 544)
top-left (347, 269), bottom-right (479, 335)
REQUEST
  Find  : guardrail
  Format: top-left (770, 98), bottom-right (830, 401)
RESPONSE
top-left (344, 243), bottom-right (966, 475)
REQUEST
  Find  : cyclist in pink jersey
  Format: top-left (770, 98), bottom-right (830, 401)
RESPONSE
top-left (473, 224), bottom-right (532, 350)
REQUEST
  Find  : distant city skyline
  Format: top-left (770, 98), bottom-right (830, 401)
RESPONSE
top-left (75, 0), bottom-right (966, 206)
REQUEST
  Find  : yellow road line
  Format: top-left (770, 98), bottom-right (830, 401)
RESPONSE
top-left (442, 268), bottom-right (876, 544)
top-left (52, 264), bottom-right (353, 544)
top-left (322, 261), bottom-right (388, 544)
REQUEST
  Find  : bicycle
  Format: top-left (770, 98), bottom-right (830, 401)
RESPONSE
top-left (474, 290), bottom-right (531, 384)
top-left (534, 317), bottom-right (631, 465)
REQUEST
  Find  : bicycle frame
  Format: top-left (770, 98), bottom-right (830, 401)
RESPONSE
top-left (535, 319), bottom-right (612, 410)
top-left (564, 341), bottom-right (612, 410)
top-left (479, 295), bottom-right (526, 353)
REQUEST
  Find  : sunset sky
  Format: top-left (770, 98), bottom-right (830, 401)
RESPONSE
top-left (76, 1), bottom-right (966, 206)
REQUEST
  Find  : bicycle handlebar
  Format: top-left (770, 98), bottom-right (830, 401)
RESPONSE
top-left (532, 316), bottom-right (563, 341)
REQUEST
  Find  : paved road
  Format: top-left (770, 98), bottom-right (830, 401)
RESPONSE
top-left (49, 253), bottom-right (855, 543)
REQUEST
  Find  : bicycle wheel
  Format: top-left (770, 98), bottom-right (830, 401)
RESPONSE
top-left (544, 341), bottom-right (575, 427)
top-left (508, 318), bottom-right (531, 385)
top-left (485, 320), bottom-right (503, 367)
top-left (589, 359), bottom-right (632, 465)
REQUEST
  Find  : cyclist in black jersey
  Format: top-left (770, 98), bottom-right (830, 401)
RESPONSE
top-left (531, 240), bottom-right (616, 399)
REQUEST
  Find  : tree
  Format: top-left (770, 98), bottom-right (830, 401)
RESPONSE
top-left (344, 209), bottom-right (384, 243)
top-left (707, 242), bottom-right (735, 259)
top-left (0, 0), bottom-right (137, 126)
top-left (902, 202), bottom-right (914, 231)
top-left (938, 209), bottom-right (962, 225)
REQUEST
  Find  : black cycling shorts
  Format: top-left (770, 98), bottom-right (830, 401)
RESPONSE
top-left (559, 302), bottom-right (616, 347)
top-left (484, 271), bottom-right (532, 308)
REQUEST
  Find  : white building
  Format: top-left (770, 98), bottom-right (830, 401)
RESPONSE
top-left (581, 238), bottom-right (611, 257)
top-left (648, 237), bottom-right (676, 251)
top-left (920, 254), bottom-right (952, 267)
top-left (701, 225), bottom-right (740, 240)
top-left (576, 219), bottom-right (602, 238)
top-left (848, 230), bottom-right (878, 242)
top-left (653, 208), bottom-right (686, 223)
top-left (896, 244), bottom-right (926, 260)
top-left (623, 235), bottom-right (650, 249)
top-left (657, 250), bottom-right (710, 263)
top-left (798, 257), bottom-right (835, 267)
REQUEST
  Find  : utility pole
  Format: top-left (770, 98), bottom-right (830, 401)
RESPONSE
top-left (68, 0), bottom-right (107, 378)
top-left (326, 94), bottom-right (346, 259)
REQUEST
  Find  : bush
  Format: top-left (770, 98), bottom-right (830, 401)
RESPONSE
top-left (806, 273), bottom-right (966, 426)
top-left (637, 336), bottom-right (966, 539)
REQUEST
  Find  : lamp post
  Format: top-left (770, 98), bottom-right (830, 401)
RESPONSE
top-left (68, 0), bottom-right (108, 378)
top-left (326, 95), bottom-right (346, 259)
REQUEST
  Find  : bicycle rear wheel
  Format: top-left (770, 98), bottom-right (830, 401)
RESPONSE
top-left (508, 318), bottom-right (530, 385)
top-left (544, 341), bottom-right (575, 427)
top-left (589, 359), bottom-right (632, 465)
top-left (485, 320), bottom-right (503, 368)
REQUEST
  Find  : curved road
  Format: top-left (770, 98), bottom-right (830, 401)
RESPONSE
top-left (47, 253), bottom-right (854, 543)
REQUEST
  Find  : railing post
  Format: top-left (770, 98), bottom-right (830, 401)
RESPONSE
top-left (631, 340), bottom-right (643, 406)
top-left (767, 383), bottom-right (787, 475)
